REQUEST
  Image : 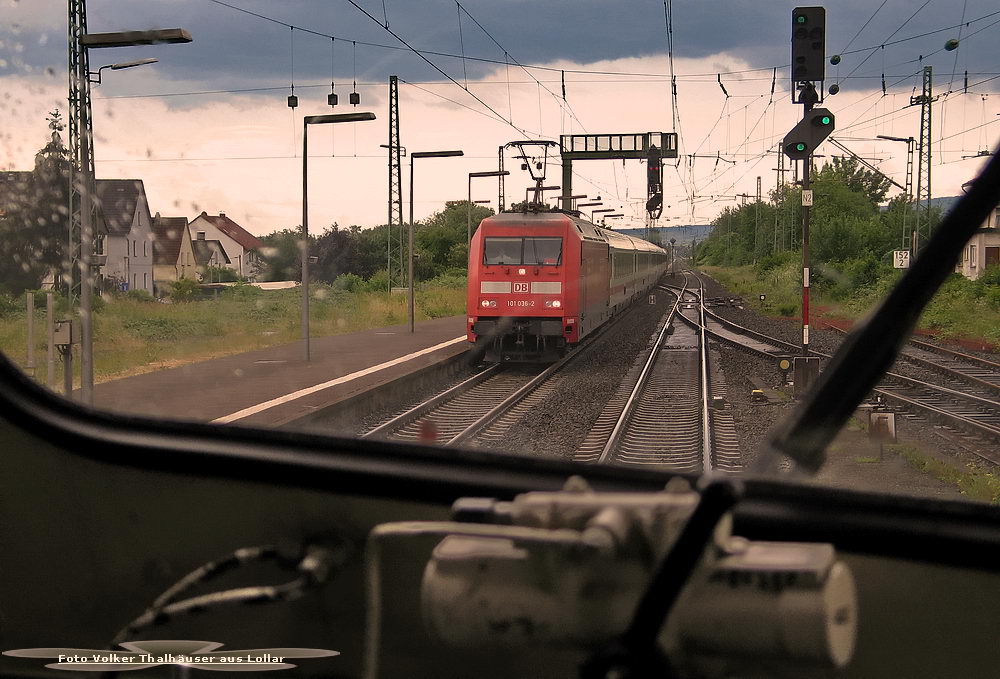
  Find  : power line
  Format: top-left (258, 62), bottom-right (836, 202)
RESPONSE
top-left (201, 0), bottom-right (1000, 84)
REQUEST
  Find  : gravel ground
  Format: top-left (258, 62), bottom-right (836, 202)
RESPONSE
top-left (346, 270), bottom-right (990, 502)
top-left (695, 270), bottom-right (986, 501)
top-left (476, 277), bottom-right (684, 459)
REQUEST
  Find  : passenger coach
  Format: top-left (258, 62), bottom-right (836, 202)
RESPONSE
top-left (467, 211), bottom-right (667, 361)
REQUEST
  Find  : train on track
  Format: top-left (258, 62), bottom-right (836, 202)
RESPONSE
top-left (466, 209), bottom-right (668, 361)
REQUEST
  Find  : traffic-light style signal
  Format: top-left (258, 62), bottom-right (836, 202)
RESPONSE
top-left (792, 6), bottom-right (826, 82)
top-left (646, 145), bottom-right (663, 218)
top-left (782, 108), bottom-right (835, 160)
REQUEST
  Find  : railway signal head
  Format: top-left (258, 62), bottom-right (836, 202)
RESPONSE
top-left (792, 6), bottom-right (826, 83)
top-left (647, 144), bottom-right (664, 218)
top-left (783, 108), bottom-right (835, 160)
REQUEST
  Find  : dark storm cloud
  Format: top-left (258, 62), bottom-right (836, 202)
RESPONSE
top-left (6, 0), bottom-right (1000, 98)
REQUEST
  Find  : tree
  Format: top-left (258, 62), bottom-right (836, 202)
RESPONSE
top-left (0, 111), bottom-right (71, 295)
top-left (258, 228), bottom-right (311, 282)
top-left (816, 156), bottom-right (891, 206)
top-left (313, 224), bottom-right (360, 283)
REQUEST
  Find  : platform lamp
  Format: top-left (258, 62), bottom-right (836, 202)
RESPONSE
top-left (592, 208), bottom-right (615, 222)
top-left (468, 170), bottom-right (509, 251)
top-left (302, 112), bottom-right (376, 361)
top-left (411, 150), bottom-right (464, 333)
top-left (75, 28), bottom-right (191, 405)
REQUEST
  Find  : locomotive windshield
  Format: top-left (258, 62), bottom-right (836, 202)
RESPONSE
top-left (484, 237), bottom-right (563, 266)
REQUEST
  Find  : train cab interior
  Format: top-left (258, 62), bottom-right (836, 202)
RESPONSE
top-left (1, 152), bottom-right (999, 679)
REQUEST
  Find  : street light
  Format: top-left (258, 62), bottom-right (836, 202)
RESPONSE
top-left (80, 29), bottom-right (192, 48)
top-left (592, 208), bottom-right (615, 222)
top-left (89, 58), bottom-right (157, 84)
top-left (411, 150), bottom-right (464, 333)
top-left (468, 170), bottom-right (509, 250)
top-left (75, 27), bottom-right (190, 405)
top-left (302, 112), bottom-right (376, 361)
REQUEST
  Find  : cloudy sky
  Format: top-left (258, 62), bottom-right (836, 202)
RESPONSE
top-left (3, 0), bottom-right (1000, 236)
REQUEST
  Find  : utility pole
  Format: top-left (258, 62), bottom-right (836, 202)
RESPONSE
top-left (754, 175), bottom-right (761, 262)
top-left (386, 75), bottom-right (404, 292)
top-left (774, 146), bottom-right (785, 252)
top-left (911, 65), bottom-right (935, 256)
top-left (67, 0), bottom-right (94, 306)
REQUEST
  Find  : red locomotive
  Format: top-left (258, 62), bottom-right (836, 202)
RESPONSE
top-left (467, 210), bottom-right (667, 361)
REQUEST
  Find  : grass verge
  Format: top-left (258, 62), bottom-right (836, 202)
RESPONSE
top-left (0, 283), bottom-right (466, 386)
top-left (889, 443), bottom-right (1000, 505)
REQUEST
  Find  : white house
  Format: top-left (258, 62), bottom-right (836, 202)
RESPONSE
top-left (187, 211), bottom-right (264, 280)
top-left (956, 206), bottom-right (1000, 280)
top-left (151, 214), bottom-right (198, 296)
top-left (95, 179), bottom-right (154, 294)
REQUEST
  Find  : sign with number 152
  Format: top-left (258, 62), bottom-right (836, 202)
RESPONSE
top-left (892, 250), bottom-right (910, 269)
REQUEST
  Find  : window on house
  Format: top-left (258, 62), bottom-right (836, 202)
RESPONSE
top-left (133, 273), bottom-right (137, 289)
top-left (143, 273), bottom-right (148, 289)
top-left (970, 245), bottom-right (977, 267)
top-left (143, 241), bottom-right (147, 257)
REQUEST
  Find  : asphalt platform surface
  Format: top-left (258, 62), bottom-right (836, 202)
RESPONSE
top-left (92, 316), bottom-right (467, 427)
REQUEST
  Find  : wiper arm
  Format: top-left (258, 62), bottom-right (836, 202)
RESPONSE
top-left (756, 142), bottom-right (1000, 475)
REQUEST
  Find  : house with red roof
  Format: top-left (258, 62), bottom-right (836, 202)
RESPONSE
top-left (187, 211), bottom-right (264, 281)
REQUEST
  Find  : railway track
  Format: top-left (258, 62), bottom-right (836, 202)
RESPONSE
top-left (825, 323), bottom-right (1000, 400)
top-left (362, 302), bottom-right (644, 447)
top-left (672, 273), bottom-right (1000, 466)
top-left (575, 275), bottom-right (741, 473)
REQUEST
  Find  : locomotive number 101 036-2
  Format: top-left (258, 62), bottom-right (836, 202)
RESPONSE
top-left (507, 300), bottom-right (535, 307)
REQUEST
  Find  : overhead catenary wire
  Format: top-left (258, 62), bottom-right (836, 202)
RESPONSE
top-left (201, 0), bottom-right (1000, 84)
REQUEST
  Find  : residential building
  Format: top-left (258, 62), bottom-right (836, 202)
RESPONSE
top-left (151, 214), bottom-right (197, 296)
top-left (191, 231), bottom-right (232, 278)
top-left (956, 206), bottom-right (1000, 280)
top-left (96, 179), bottom-right (154, 294)
top-left (187, 211), bottom-right (264, 280)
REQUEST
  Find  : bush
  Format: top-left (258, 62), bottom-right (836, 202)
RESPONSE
top-left (169, 278), bottom-right (200, 302)
top-left (984, 287), bottom-right (1000, 311)
top-left (124, 289), bottom-right (155, 303)
top-left (220, 281), bottom-right (262, 299)
top-left (0, 294), bottom-right (19, 317)
top-left (423, 270), bottom-right (467, 289)
top-left (778, 303), bottom-right (797, 317)
top-left (365, 270), bottom-right (390, 292)
top-left (332, 273), bottom-right (366, 293)
top-left (203, 265), bottom-right (239, 283)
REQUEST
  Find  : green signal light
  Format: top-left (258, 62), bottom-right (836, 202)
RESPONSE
top-left (820, 116), bottom-right (831, 125)
top-left (796, 15), bottom-right (806, 23)
top-left (795, 143), bottom-right (806, 151)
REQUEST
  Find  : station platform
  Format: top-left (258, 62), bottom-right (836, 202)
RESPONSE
top-left (93, 315), bottom-right (468, 428)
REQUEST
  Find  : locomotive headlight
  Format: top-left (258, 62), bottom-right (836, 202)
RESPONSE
top-left (481, 299), bottom-right (497, 308)
top-left (544, 300), bottom-right (562, 308)
top-left (518, 268), bottom-right (527, 275)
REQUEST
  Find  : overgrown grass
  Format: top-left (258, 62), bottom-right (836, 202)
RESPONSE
top-left (699, 263), bottom-right (1000, 349)
top-left (889, 443), bottom-right (1000, 505)
top-left (0, 283), bottom-right (465, 386)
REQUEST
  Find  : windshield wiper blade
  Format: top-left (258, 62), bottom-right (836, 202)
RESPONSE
top-left (755, 141), bottom-right (1000, 475)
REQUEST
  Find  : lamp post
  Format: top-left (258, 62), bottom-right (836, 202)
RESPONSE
top-left (302, 112), bottom-right (376, 361)
top-left (468, 170), bottom-right (509, 250)
top-left (75, 28), bottom-right (190, 405)
top-left (592, 208), bottom-right (615, 222)
top-left (410, 150), bottom-right (464, 333)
